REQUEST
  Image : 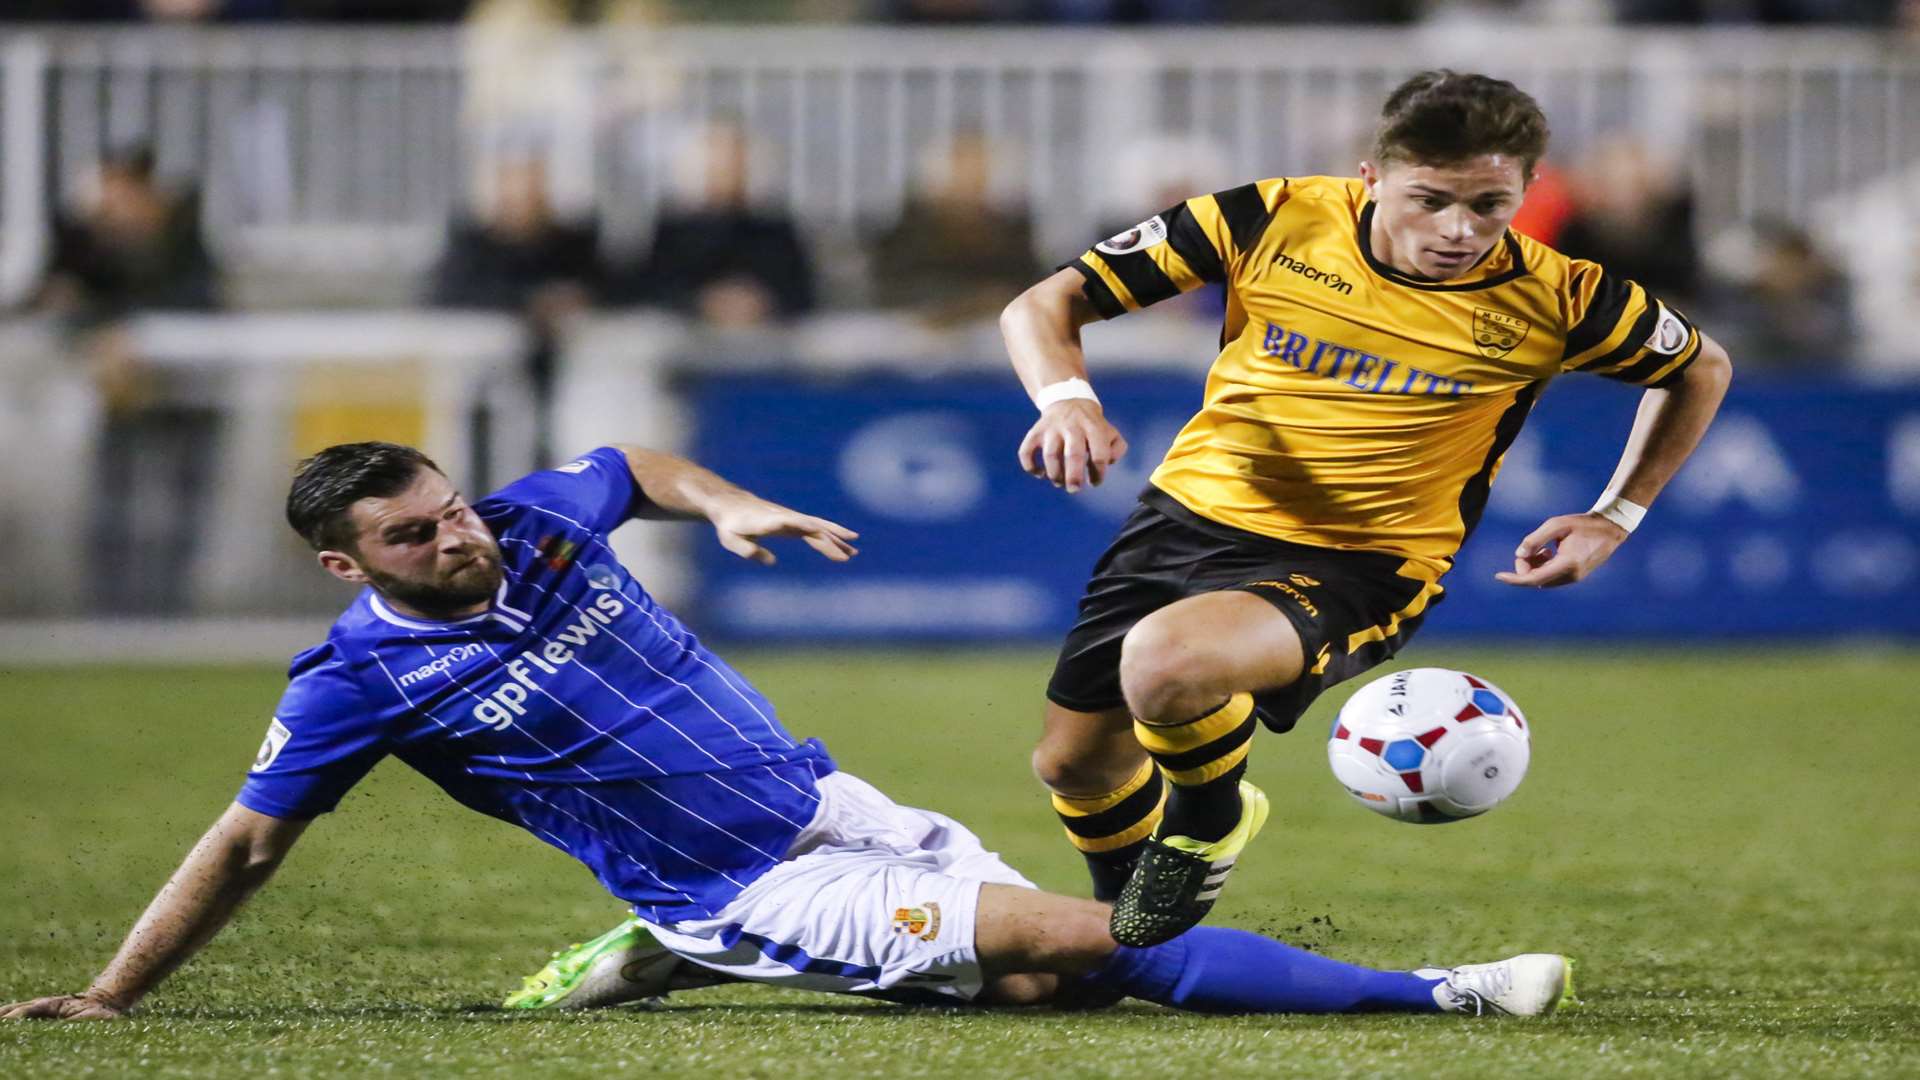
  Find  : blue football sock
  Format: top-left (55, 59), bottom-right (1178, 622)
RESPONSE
top-left (1082, 926), bottom-right (1444, 1014)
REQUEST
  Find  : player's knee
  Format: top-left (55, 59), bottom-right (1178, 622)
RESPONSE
top-left (1030, 741), bottom-right (1077, 792)
top-left (1033, 908), bottom-right (1123, 972)
top-left (978, 887), bottom-right (1119, 978)
top-left (1031, 737), bottom-right (1132, 795)
top-left (980, 972), bottom-right (1061, 1006)
top-left (1118, 615), bottom-right (1220, 721)
top-left (1001, 908), bottom-right (1118, 975)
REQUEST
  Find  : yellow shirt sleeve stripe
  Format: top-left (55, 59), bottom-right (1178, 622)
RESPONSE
top-left (1076, 252), bottom-right (1140, 313)
top-left (1640, 332), bottom-right (1703, 388)
top-left (1145, 241), bottom-right (1204, 292)
top-left (1566, 284), bottom-right (1655, 371)
top-left (1562, 262), bottom-right (1634, 361)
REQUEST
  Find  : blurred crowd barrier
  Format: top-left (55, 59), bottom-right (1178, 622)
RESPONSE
top-left (3, 308), bottom-right (1916, 644)
top-left (0, 307), bottom-right (1185, 622)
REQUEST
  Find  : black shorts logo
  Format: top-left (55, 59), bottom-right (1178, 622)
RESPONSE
top-left (1247, 579), bottom-right (1321, 618)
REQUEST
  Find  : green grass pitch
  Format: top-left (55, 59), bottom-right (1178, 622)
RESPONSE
top-left (3, 647), bottom-right (1917, 1078)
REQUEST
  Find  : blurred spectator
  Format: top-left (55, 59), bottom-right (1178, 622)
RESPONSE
top-left (614, 121), bottom-right (817, 327)
top-left (430, 156), bottom-right (600, 320)
top-left (1092, 133), bottom-right (1233, 322)
top-left (1554, 136), bottom-right (1701, 306)
top-left (0, 0), bottom-right (276, 18)
top-left (35, 146), bottom-right (220, 330)
top-left (1036, 0), bottom-right (1214, 19)
top-left (429, 155), bottom-right (600, 467)
top-left (1612, 0), bottom-right (1899, 22)
top-left (0, 0), bottom-right (469, 18)
top-left (30, 146), bottom-right (224, 615)
top-left (1215, 0), bottom-right (1416, 19)
top-left (869, 132), bottom-right (1042, 327)
top-left (874, 0), bottom-right (1024, 19)
top-left (292, 0), bottom-right (470, 16)
top-left (876, 0), bottom-right (1416, 17)
top-left (1702, 219), bottom-right (1854, 371)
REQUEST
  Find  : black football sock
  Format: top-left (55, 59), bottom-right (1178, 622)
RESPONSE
top-left (1134, 691), bottom-right (1258, 843)
top-left (1049, 758), bottom-right (1165, 902)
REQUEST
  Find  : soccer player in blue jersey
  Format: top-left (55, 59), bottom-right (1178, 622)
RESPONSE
top-left (3, 442), bottom-right (1569, 1022)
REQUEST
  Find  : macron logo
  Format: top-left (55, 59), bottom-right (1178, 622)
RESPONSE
top-left (397, 643), bottom-right (486, 687)
top-left (469, 592), bottom-right (626, 729)
top-left (1272, 250), bottom-right (1354, 295)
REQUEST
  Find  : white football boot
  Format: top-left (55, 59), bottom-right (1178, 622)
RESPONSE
top-left (1415, 953), bottom-right (1575, 1017)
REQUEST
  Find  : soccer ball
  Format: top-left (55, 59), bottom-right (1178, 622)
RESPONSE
top-left (1326, 668), bottom-right (1530, 824)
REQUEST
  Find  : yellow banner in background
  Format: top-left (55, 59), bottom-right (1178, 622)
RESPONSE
top-left (290, 360), bottom-right (428, 457)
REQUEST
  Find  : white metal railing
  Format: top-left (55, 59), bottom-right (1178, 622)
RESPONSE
top-left (0, 25), bottom-right (1914, 304)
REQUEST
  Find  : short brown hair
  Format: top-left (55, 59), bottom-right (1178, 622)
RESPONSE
top-left (1373, 70), bottom-right (1549, 175)
top-left (286, 441), bottom-right (443, 552)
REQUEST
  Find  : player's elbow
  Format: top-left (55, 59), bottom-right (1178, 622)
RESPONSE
top-left (236, 854), bottom-right (285, 885)
top-left (1690, 334), bottom-right (1733, 394)
top-left (216, 803), bottom-right (308, 877)
top-left (1002, 269), bottom-right (1100, 340)
top-left (999, 281), bottom-right (1051, 338)
top-left (998, 289), bottom-right (1030, 338)
top-left (226, 832), bottom-right (295, 881)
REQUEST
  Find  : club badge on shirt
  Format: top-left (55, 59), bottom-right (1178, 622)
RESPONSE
top-left (252, 718), bottom-right (292, 773)
top-left (1472, 308), bottom-right (1531, 359)
top-left (1648, 303), bottom-right (1689, 355)
top-left (891, 902), bottom-right (943, 942)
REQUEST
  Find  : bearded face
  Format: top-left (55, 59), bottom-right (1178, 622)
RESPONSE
top-left (319, 468), bottom-right (505, 621)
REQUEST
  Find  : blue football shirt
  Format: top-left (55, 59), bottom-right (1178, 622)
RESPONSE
top-left (238, 447), bottom-right (837, 923)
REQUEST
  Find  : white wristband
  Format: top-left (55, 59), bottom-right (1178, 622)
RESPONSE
top-left (1033, 377), bottom-right (1100, 412)
top-left (1588, 493), bottom-right (1648, 534)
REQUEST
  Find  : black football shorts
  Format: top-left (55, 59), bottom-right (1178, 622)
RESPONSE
top-left (1046, 488), bottom-right (1442, 733)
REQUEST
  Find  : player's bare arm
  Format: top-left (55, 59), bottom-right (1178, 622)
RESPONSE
top-left (1000, 268), bottom-right (1129, 493)
top-left (1, 803), bottom-right (308, 1022)
top-left (1497, 332), bottom-right (1733, 589)
top-left (615, 444), bottom-right (859, 565)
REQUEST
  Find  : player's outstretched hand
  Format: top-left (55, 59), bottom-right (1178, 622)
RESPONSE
top-left (1017, 399), bottom-right (1129, 494)
top-left (709, 496), bottom-right (859, 566)
top-left (1, 991), bottom-right (128, 1022)
top-left (1495, 513), bottom-right (1629, 589)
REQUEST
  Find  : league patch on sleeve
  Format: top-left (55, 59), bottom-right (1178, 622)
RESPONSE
top-left (1095, 215), bottom-right (1168, 255)
top-left (1647, 302), bottom-right (1690, 355)
top-left (555, 458), bottom-right (596, 475)
top-left (252, 718), bottom-right (292, 773)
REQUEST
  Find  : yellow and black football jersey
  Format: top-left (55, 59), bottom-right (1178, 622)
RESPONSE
top-left (1068, 174), bottom-right (1702, 583)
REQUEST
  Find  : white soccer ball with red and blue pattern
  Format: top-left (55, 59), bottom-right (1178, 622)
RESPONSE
top-left (1326, 667), bottom-right (1530, 824)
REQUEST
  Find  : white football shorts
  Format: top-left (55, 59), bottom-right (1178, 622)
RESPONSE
top-left (640, 770), bottom-right (1037, 1002)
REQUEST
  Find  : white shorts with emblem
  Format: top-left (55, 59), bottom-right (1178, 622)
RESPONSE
top-left (639, 770), bottom-right (1036, 1003)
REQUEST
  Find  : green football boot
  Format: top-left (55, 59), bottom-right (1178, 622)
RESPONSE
top-left (503, 917), bottom-right (691, 1011)
top-left (1109, 780), bottom-right (1270, 947)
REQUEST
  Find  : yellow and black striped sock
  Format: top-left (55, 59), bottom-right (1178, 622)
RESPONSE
top-left (1050, 758), bottom-right (1167, 902)
top-left (1133, 691), bottom-right (1259, 843)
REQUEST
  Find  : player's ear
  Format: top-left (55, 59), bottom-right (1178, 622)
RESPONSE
top-left (1358, 159), bottom-right (1380, 198)
top-left (317, 549), bottom-right (368, 585)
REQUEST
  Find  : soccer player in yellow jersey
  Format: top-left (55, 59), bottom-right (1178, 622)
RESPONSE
top-left (999, 70), bottom-right (1732, 946)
